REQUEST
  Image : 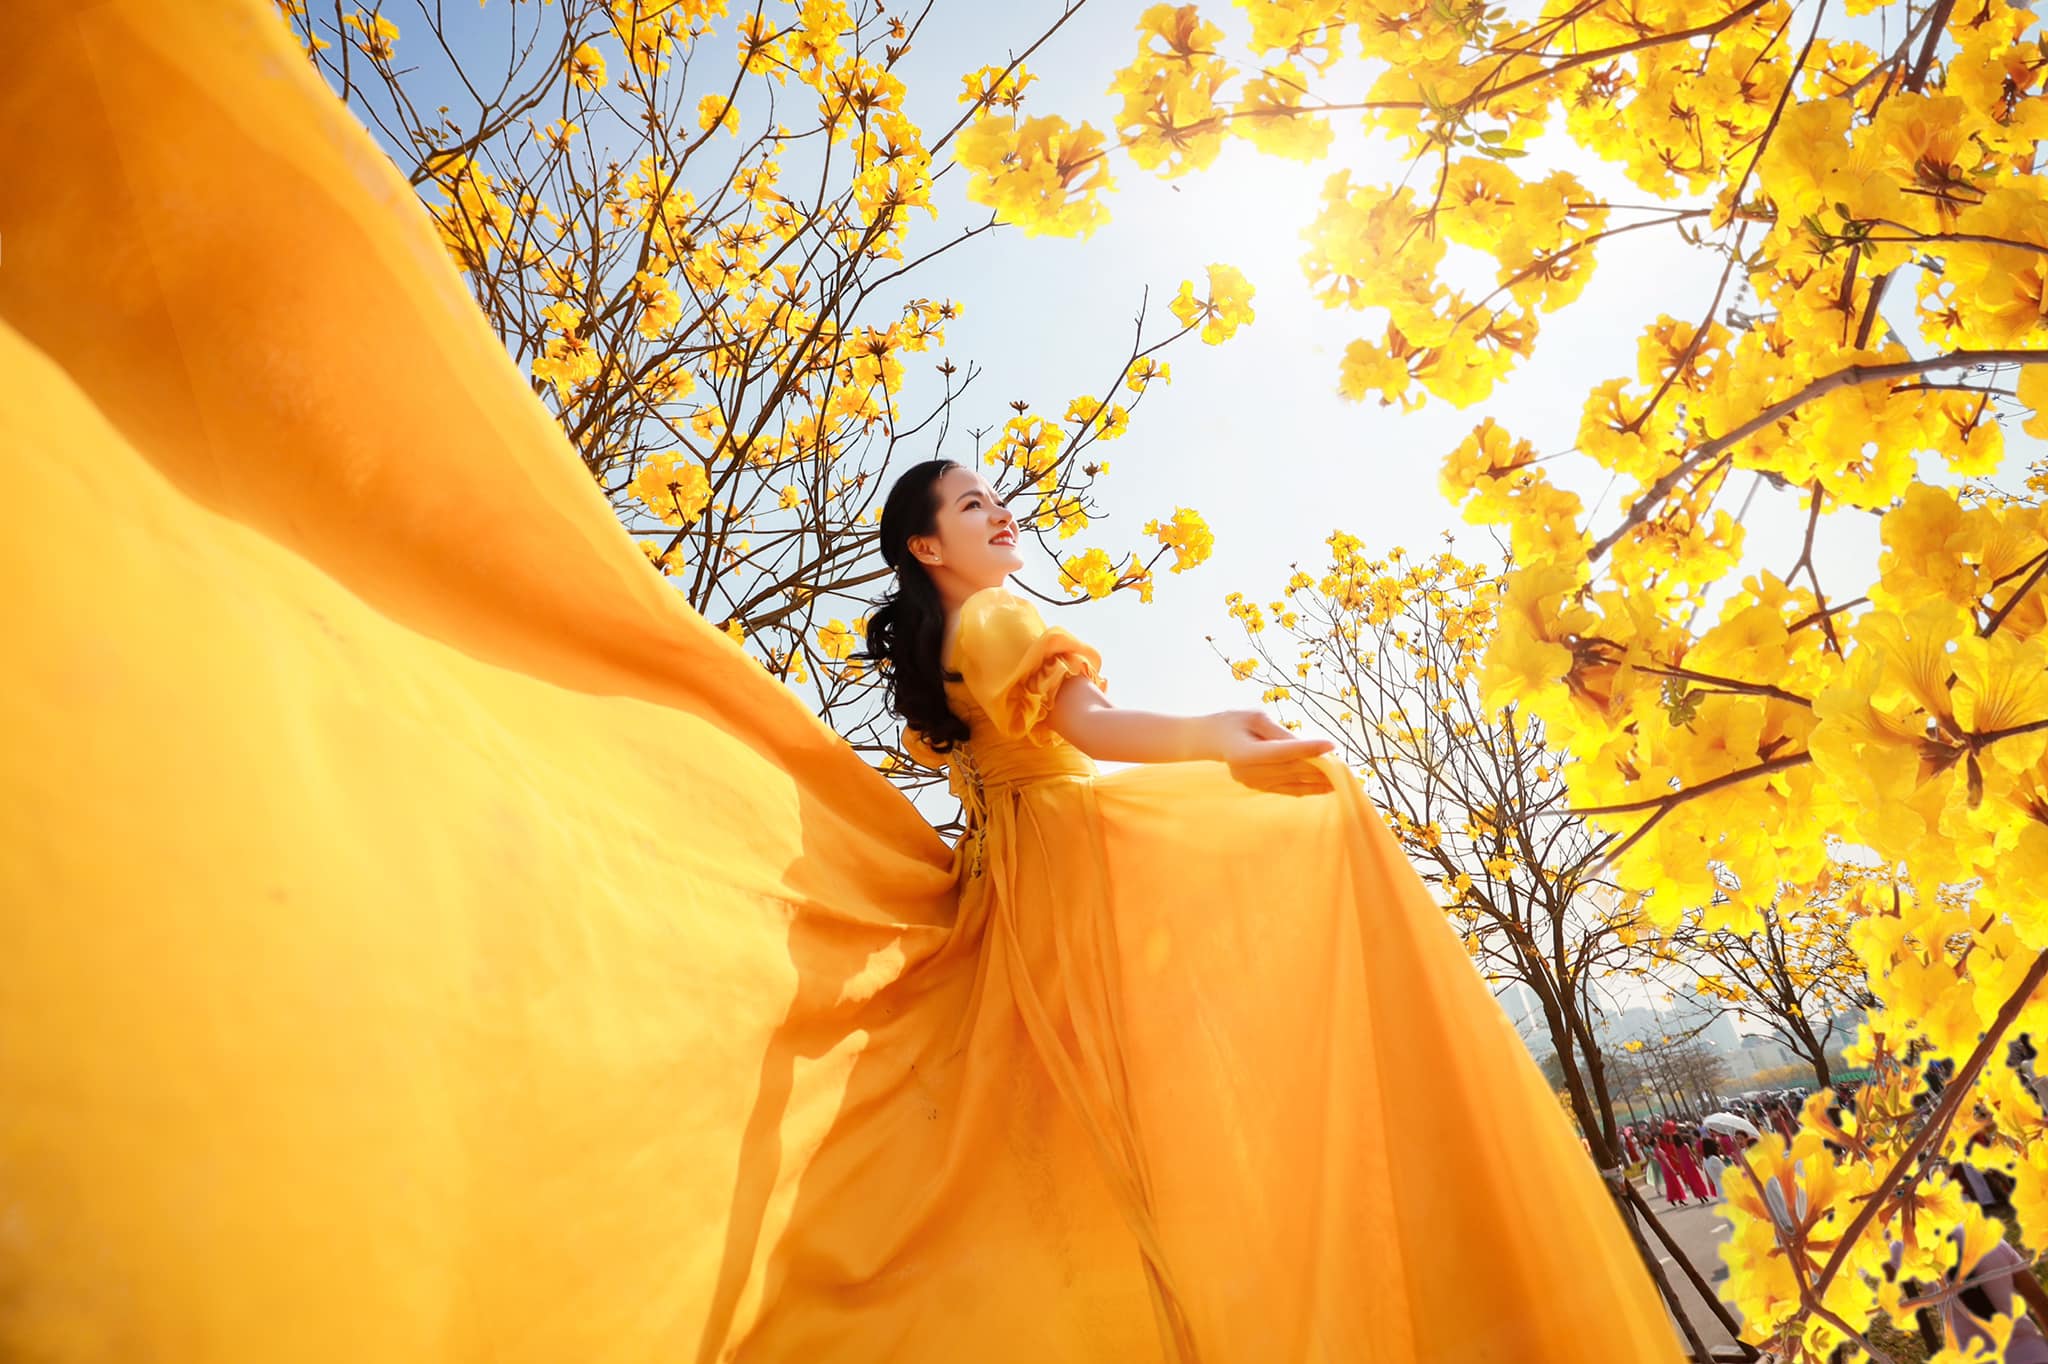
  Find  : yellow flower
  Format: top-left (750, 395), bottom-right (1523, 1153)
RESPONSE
top-left (344, 9), bottom-right (399, 61)
top-left (2022, 363), bottom-right (2048, 440)
top-left (697, 95), bottom-right (739, 135)
top-left (1951, 633), bottom-right (2048, 769)
top-left (1338, 338), bottom-right (1416, 409)
top-left (1108, 3), bottom-right (1234, 175)
top-left (1126, 357), bottom-right (1171, 391)
top-left (567, 42), bottom-right (607, 92)
top-left (1440, 417), bottom-right (1535, 503)
top-left (1479, 562), bottom-right (1591, 712)
top-left (630, 270), bottom-right (681, 340)
top-left (1059, 547), bottom-right (1121, 599)
top-left (627, 454), bottom-right (712, 526)
top-left (637, 538), bottom-right (679, 577)
top-left (985, 413), bottom-right (1066, 475)
top-left (958, 63), bottom-right (1036, 110)
top-left (1231, 62), bottom-right (1332, 161)
top-left (817, 619), bottom-right (857, 660)
top-left (1869, 93), bottom-right (1987, 233)
top-left (1169, 263), bottom-right (1256, 344)
top-left (531, 332), bottom-right (601, 401)
top-left (534, 119), bottom-right (581, 153)
top-left (955, 113), bottom-right (1115, 238)
top-left (1144, 507), bottom-right (1213, 573)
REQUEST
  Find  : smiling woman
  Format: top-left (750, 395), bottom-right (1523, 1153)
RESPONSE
top-left (821, 459), bottom-right (1697, 1360)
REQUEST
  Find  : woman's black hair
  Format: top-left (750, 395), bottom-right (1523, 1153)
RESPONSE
top-left (856, 458), bottom-right (970, 756)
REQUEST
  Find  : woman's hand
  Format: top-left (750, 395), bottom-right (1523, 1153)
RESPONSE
top-left (1205, 709), bottom-right (1336, 791)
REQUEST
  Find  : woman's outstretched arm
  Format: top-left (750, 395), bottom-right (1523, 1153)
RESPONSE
top-left (1049, 677), bottom-right (1335, 767)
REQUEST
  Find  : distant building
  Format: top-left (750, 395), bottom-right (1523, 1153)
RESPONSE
top-left (1701, 1011), bottom-right (1740, 1054)
top-left (1498, 982), bottom-right (1542, 1034)
top-left (1721, 1033), bottom-right (1803, 1083)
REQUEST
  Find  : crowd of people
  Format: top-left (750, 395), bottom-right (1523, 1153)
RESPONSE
top-left (1618, 1093), bottom-right (1800, 1211)
top-left (1614, 1037), bottom-right (2048, 1360)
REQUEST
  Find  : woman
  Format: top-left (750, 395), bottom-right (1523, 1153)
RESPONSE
top-left (0, 6), bottom-right (1684, 1363)
top-left (1673, 1134), bottom-right (1715, 1204)
top-left (1654, 1135), bottom-right (1691, 1208)
top-left (1701, 1143), bottom-right (1728, 1202)
top-left (836, 458), bottom-right (1686, 1360)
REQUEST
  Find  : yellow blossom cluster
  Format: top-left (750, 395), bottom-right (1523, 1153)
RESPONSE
top-left (1168, 263), bottom-right (1256, 344)
top-left (1143, 507), bottom-right (1215, 575)
top-left (954, 111), bottom-right (1116, 240)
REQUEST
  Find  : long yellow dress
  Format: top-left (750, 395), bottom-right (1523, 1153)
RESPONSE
top-left (0, 2), bottom-right (1684, 1361)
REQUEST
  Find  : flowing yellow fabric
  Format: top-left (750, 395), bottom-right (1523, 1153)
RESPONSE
top-left (0, 3), bottom-right (1685, 1361)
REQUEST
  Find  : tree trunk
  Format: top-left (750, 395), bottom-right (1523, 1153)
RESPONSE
top-left (1515, 953), bottom-right (1623, 1168)
top-left (1790, 1013), bottom-right (1832, 1090)
top-left (1574, 974), bottom-right (1624, 1154)
top-left (1545, 1002), bottom-right (1619, 1169)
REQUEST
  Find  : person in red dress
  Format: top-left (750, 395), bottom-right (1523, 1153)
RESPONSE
top-left (1652, 1135), bottom-right (1689, 1208)
top-left (1673, 1135), bottom-right (1715, 1202)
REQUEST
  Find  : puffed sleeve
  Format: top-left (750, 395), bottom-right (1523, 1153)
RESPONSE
top-left (955, 588), bottom-right (1106, 744)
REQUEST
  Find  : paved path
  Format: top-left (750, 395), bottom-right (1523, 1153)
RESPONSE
top-left (1627, 1179), bottom-right (1743, 1357)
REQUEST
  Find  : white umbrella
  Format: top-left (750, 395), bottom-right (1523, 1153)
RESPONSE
top-left (1702, 1112), bottom-right (1761, 1139)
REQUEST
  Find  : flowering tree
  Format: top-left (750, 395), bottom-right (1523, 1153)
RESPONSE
top-left (950, 1), bottom-right (2048, 1357)
top-left (1221, 545), bottom-right (1665, 1164)
top-left (269, 0), bottom-right (1226, 796)
top-left (1613, 1029), bottom-right (1736, 1116)
top-left (1220, 544), bottom-right (1762, 1354)
top-left (1656, 870), bottom-right (1879, 1091)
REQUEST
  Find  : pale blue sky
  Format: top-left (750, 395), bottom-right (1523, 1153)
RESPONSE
top-left (381, 3), bottom-right (2031, 1021)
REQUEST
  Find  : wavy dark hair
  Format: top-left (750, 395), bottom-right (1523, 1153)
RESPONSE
top-left (857, 458), bottom-right (970, 756)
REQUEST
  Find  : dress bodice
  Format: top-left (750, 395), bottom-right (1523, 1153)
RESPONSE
top-left (901, 587), bottom-right (1105, 776)
top-left (901, 588), bottom-right (1106, 871)
top-left (940, 676), bottom-right (1099, 789)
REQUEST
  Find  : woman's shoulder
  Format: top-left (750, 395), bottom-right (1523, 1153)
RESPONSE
top-left (952, 585), bottom-right (1104, 694)
top-left (955, 586), bottom-right (1048, 646)
top-left (959, 584), bottom-right (1036, 623)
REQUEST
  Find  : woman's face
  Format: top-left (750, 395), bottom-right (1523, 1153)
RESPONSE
top-left (908, 466), bottom-right (1023, 596)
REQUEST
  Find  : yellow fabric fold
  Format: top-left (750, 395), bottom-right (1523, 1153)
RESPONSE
top-left (0, 4), bottom-right (953, 1359)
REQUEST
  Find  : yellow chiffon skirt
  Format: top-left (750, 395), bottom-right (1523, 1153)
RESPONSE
top-left (0, 2), bottom-right (1684, 1360)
